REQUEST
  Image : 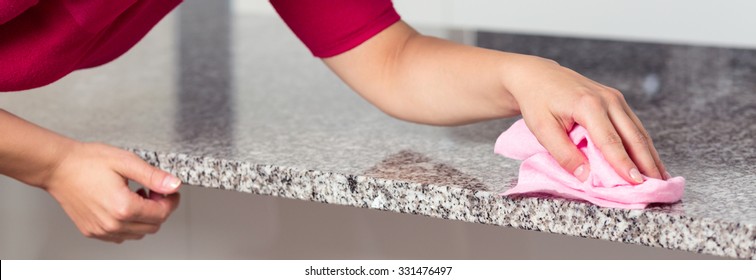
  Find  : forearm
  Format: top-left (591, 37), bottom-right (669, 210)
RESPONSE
top-left (324, 21), bottom-right (527, 125)
top-left (0, 109), bottom-right (75, 187)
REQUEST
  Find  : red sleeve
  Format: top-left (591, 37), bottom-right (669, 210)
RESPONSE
top-left (270, 0), bottom-right (401, 58)
top-left (0, 0), bottom-right (38, 24)
top-left (0, 0), bottom-right (180, 92)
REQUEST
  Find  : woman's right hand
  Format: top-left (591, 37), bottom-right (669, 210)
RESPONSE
top-left (502, 55), bottom-right (668, 182)
top-left (43, 142), bottom-right (182, 243)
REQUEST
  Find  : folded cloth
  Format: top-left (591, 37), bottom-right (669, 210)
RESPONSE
top-left (494, 119), bottom-right (684, 209)
top-left (0, 0), bottom-right (181, 91)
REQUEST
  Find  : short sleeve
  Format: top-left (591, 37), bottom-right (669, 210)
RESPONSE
top-left (0, 0), bottom-right (180, 92)
top-left (0, 0), bottom-right (38, 25)
top-left (270, 0), bottom-right (401, 58)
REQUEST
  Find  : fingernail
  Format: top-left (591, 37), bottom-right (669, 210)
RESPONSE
top-left (573, 164), bottom-right (589, 182)
top-left (573, 165), bottom-right (584, 177)
top-left (162, 175), bottom-right (182, 190)
top-left (629, 168), bottom-right (644, 183)
top-left (664, 171), bottom-right (672, 180)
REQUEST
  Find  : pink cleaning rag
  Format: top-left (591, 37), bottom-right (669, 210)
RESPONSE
top-left (494, 119), bottom-right (684, 209)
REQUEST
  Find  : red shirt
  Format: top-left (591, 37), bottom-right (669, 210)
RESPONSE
top-left (0, 0), bottom-right (401, 91)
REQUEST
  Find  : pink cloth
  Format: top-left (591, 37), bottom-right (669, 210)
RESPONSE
top-left (494, 119), bottom-right (684, 209)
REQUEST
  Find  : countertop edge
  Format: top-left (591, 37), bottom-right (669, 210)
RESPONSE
top-left (130, 148), bottom-right (755, 259)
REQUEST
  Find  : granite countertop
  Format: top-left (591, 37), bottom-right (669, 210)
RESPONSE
top-left (1, 3), bottom-right (754, 258)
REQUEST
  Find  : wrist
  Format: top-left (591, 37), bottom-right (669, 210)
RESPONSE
top-left (0, 109), bottom-right (81, 190)
top-left (497, 53), bottom-right (539, 115)
top-left (36, 137), bottom-right (79, 191)
top-left (499, 54), bottom-right (560, 108)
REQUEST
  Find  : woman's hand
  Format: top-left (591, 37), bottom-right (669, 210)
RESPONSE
top-left (43, 142), bottom-right (182, 243)
top-left (1, 109), bottom-right (182, 243)
top-left (502, 55), bottom-right (668, 182)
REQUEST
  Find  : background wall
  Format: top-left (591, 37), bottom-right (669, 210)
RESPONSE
top-left (236, 0), bottom-right (756, 49)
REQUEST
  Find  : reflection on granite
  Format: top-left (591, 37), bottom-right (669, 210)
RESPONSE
top-left (0, 2), bottom-right (754, 258)
top-left (364, 150), bottom-right (489, 191)
top-left (176, 0), bottom-right (235, 149)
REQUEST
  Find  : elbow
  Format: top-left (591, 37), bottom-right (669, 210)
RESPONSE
top-left (366, 91), bottom-right (475, 127)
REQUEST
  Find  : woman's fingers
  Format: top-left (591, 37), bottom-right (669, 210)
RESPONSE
top-left (123, 222), bottom-right (161, 235)
top-left (574, 94), bottom-right (644, 184)
top-left (649, 143), bottom-right (669, 179)
top-left (112, 151), bottom-right (182, 194)
top-left (105, 222), bottom-right (159, 241)
top-left (125, 190), bottom-right (180, 225)
top-left (96, 188), bottom-right (179, 243)
top-left (607, 105), bottom-right (662, 180)
top-left (98, 232), bottom-right (145, 243)
top-left (527, 117), bottom-right (591, 181)
top-left (620, 101), bottom-right (669, 179)
top-left (94, 211), bottom-right (164, 243)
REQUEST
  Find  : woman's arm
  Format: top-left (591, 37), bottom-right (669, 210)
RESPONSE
top-left (0, 108), bottom-right (182, 243)
top-left (324, 21), bottom-right (668, 183)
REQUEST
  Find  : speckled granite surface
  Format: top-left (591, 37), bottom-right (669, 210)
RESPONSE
top-left (1, 4), bottom-right (754, 258)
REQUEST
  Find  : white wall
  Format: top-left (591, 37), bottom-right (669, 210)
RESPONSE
top-left (234, 0), bottom-right (756, 49)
